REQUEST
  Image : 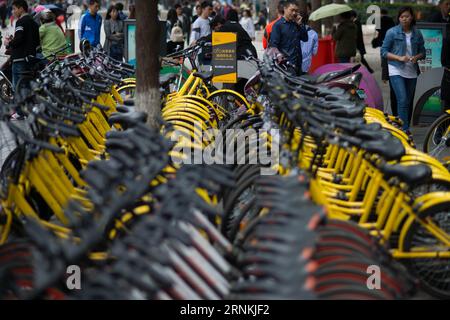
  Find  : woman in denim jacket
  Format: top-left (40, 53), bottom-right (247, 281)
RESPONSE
top-left (381, 6), bottom-right (426, 131)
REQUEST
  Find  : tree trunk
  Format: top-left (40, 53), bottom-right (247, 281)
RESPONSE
top-left (135, 0), bottom-right (160, 129)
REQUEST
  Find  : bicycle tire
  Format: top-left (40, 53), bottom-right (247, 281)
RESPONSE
top-left (317, 283), bottom-right (393, 300)
top-left (116, 84), bottom-right (136, 100)
top-left (315, 261), bottom-right (407, 297)
top-left (207, 90), bottom-right (250, 115)
top-left (0, 77), bottom-right (13, 104)
top-left (402, 201), bottom-right (450, 299)
top-left (423, 112), bottom-right (450, 162)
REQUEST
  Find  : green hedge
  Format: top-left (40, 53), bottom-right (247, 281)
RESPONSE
top-left (349, 2), bottom-right (437, 23)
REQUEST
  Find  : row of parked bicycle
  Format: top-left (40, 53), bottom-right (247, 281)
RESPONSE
top-left (0, 43), bottom-right (449, 299)
top-left (243, 54), bottom-right (450, 298)
top-left (160, 45), bottom-right (450, 298)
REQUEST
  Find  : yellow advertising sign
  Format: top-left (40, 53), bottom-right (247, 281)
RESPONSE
top-left (212, 32), bottom-right (237, 84)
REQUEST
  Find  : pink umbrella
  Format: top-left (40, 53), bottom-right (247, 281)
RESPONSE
top-left (34, 5), bottom-right (46, 13)
top-left (312, 63), bottom-right (384, 111)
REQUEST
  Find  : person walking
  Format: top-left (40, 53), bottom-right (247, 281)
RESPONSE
top-left (372, 8), bottom-right (396, 49)
top-left (260, 1), bottom-right (268, 19)
top-left (300, 12), bottom-right (318, 74)
top-left (209, 13), bottom-right (257, 59)
top-left (381, 6), bottom-right (426, 132)
top-left (175, 3), bottom-right (190, 45)
top-left (8, 0), bottom-right (15, 27)
top-left (4, 0), bottom-right (39, 117)
top-left (428, 0), bottom-right (450, 23)
top-left (166, 8), bottom-right (185, 51)
top-left (39, 9), bottom-right (67, 59)
top-left (189, 1), bottom-right (212, 45)
top-left (222, 1), bottom-right (231, 20)
top-left (128, 4), bottom-right (135, 19)
top-left (262, 0), bottom-right (284, 49)
top-left (372, 8), bottom-right (398, 116)
top-left (189, 1), bottom-right (213, 65)
top-left (332, 11), bottom-right (357, 63)
top-left (239, 9), bottom-right (255, 40)
top-left (182, 1), bottom-right (192, 21)
top-left (0, 0), bottom-right (7, 28)
top-left (79, 0), bottom-right (102, 47)
top-left (192, 3), bottom-right (202, 23)
top-left (166, 23), bottom-right (184, 55)
top-left (103, 4), bottom-right (124, 61)
top-left (115, 2), bottom-right (127, 20)
top-left (166, 8), bottom-right (178, 33)
top-left (255, 10), bottom-right (267, 30)
top-left (269, 0), bottom-right (308, 76)
top-left (350, 10), bottom-right (374, 73)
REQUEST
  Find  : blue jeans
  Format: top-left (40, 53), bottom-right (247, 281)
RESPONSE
top-left (12, 61), bottom-right (31, 92)
top-left (389, 75), bottom-right (417, 131)
top-left (109, 44), bottom-right (124, 62)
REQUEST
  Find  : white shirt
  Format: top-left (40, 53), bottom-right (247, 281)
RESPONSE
top-left (301, 28), bottom-right (319, 73)
top-left (388, 32), bottom-right (418, 79)
top-left (189, 16), bottom-right (211, 45)
top-left (240, 17), bottom-right (255, 39)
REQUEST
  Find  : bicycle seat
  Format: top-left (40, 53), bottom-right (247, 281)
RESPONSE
top-left (381, 164), bottom-right (432, 186)
top-left (116, 105), bottom-right (135, 113)
top-left (364, 122), bottom-right (382, 131)
top-left (193, 70), bottom-right (213, 81)
top-left (108, 111), bottom-right (148, 128)
top-left (329, 105), bottom-right (365, 118)
top-left (298, 74), bottom-right (319, 84)
top-left (82, 168), bottom-right (111, 191)
top-left (81, 80), bottom-right (108, 92)
top-left (316, 87), bottom-right (347, 97)
top-left (159, 73), bottom-right (177, 87)
top-left (106, 131), bottom-right (153, 155)
top-left (361, 138), bottom-right (405, 161)
top-left (299, 64), bottom-right (361, 84)
top-left (355, 129), bottom-right (392, 141)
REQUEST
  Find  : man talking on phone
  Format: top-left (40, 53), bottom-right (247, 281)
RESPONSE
top-left (268, 0), bottom-right (308, 76)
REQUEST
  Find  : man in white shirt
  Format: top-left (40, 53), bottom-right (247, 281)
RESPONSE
top-left (189, 1), bottom-right (213, 45)
top-left (300, 13), bottom-right (318, 73)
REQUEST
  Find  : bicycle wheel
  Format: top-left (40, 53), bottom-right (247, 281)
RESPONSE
top-left (207, 90), bottom-right (250, 117)
top-left (317, 284), bottom-right (392, 300)
top-left (0, 77), bottom-right (12, 104)
top-left (403, 201), bottom-right (450, 298)
top-left (0, 147), bottom-right (22, 197)
top-left (116, 84), bottom-right (136, 101)
top-left (411, 179), bottom-right (450, 198)
top-left (423, 112), bottom-right (450, 163)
